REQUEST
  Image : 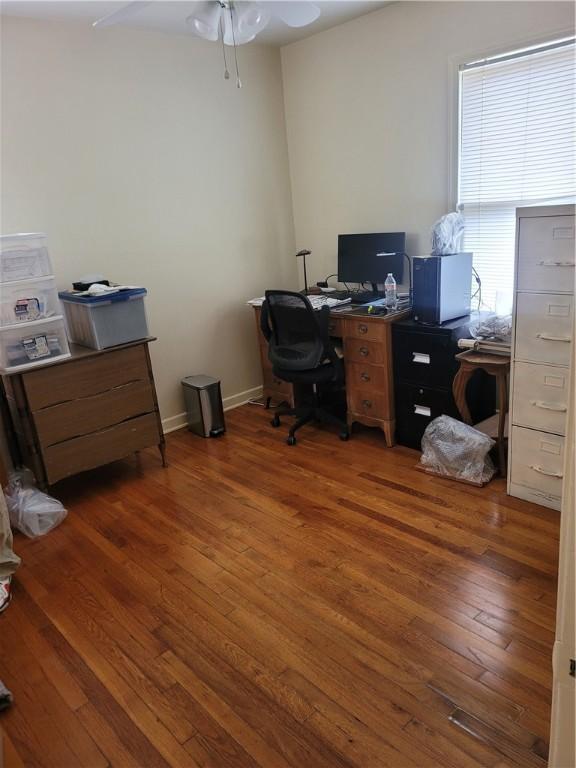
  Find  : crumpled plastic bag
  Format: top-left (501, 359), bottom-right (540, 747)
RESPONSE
top-left (470, 313), bottom-right (512, 342)
top-left (5, 469), bottom-right (67, 538)
top-left (431, 211), bottom-right (465, 256)
top-left (419, 415), bottom-right (496, 485)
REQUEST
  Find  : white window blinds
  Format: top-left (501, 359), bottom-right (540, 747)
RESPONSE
top-left (458, 39), bottom-right (576, 309)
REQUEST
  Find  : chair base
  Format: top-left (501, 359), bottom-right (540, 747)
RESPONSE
top-left (271, 401), bottom-right (350, 445)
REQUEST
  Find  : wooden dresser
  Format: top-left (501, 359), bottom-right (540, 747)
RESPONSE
top-left (254, 306), bottom-right (409, 446)
top-left (3, 338), bottom-right (165, 487)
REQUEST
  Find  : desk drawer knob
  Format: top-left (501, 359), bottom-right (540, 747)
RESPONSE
top-left (362, 399), bottom-right (372, 409)
top-left (359, 346), bottom-right (369, 357)
top-left (273, 377), bottom-right (282, 386)
top-left (360, 372), bottom-right (370, 382)
top-left (358, 324), bottom-right (368, 334)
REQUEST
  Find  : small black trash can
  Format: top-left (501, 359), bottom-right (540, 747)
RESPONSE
top-left (182, 375), bottom-right (226, 437)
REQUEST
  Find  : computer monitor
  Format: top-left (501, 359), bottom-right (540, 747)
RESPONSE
top-left (337, 232), bottom-right (406, 287)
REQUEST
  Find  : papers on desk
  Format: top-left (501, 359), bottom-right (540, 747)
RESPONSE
top-left (247, 295), bottom-right (351, 309)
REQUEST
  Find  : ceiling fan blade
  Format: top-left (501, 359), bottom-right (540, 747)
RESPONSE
top-left (92, 1), bottom-right (151, 28)
top-left (270, 1), bottom-right (320, 28)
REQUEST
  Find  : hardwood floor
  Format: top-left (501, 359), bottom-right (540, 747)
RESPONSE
top-left (0, 404), bottom-right (560, 767)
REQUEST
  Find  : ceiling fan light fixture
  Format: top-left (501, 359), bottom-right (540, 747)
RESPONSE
top-left (236, 2), bottom-right (271, 37)
top-left (186, 1), bottom-right (222, 42)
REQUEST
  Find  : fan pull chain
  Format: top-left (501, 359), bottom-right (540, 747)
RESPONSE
top-left (229, 2), bottom-right (242, 88)
top-left (219, 13), bottom-right (229, 80)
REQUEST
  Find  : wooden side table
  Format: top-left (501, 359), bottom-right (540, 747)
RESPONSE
top-left (452, 350), bottom-right (511, 476)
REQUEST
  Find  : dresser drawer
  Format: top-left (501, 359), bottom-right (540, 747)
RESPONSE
top-left (512, 362), bottom-right (568, 435)
top-left (33, 380), bottom-right (156, 447)
top-left (510, 426), bottom-right (564, 501)
top-left (346, 362), bottom-right (388, 392)
top-left (344, 318), bottom-right (386, 342)
top-left (515, 293), bottom-right (573, 366)
top-left (348, 390), bottom-right (389, 420)
top-left (23, 344), bottom-right (149, 410)
top-left (517, 214), bottom-right (575, 293)
top-left (43, 412), bottom-right (160, 484)
top-left (346, 338), bottom-right (386, 365)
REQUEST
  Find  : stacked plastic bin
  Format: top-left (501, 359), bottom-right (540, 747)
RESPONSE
top-left (0, 234), bottom-right (70, 373)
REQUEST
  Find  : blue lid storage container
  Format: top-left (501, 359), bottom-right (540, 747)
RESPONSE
top-left (58, 287), bottom-right (149, 350)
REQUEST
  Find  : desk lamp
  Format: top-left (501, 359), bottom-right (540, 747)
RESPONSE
top-left (296, 249), bottom-right (311, 295)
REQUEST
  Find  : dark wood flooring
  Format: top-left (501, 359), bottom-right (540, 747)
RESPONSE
top-left (0, 404), bottom-right (560, 767)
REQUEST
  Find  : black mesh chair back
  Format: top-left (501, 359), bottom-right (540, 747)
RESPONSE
top-left (261, 290), bottom-right (328, 372)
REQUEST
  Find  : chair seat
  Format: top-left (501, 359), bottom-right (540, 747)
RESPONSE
top-left (273, 362), bottom-right (339, 384)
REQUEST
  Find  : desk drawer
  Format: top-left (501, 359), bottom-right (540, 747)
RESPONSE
top-left (327, 316), bottom-right (345, 337)
top-left (515, 293), bottom-right (573, 366)
top-left (23, 344), bottom-right (149, 410)
top-left (346, 362), bottom-right (388, 392)
top-left (344, 318), bottom-right (385, 342)
top-left (510, 426), bottom-right (564, 501)
top-left (512, 362), bottom-right (568, 436)
top-left (348, 390), bottom-right (389, 420)
top-left (34, 380), bottom-right (156, 447)
top-left (393, 330), bottom-right (457, 388)
top-left (43, 412), bottom-right (160, 484)
top-left (346, 338), bottom-right (386, 365)
top-left (517, 214), bottom-right (575, 293)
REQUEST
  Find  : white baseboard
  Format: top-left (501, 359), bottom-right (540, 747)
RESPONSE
top-left (161, 385), bottom-right (263, 435)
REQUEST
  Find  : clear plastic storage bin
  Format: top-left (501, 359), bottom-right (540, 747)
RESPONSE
top-left (59, 287), bottom-right (149, 350)
top-left (0, 316), bottom-right (70, 373)
top-left (0, 233), bottom-right (53, 283)
top-left (0, 276), bottom-right (60, 326)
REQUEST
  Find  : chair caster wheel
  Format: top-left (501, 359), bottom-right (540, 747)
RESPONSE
top-left (286, 435), bottom-right (297, 446)
top-left (339, 430), bottom-right (350, 441)
top-left (271, 415), bottom-right (281, 428)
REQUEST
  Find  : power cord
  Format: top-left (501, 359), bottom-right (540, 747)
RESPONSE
top-left (472, 267), bottom-right (482, 311)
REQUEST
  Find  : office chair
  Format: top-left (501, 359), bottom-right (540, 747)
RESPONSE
top-left (260, 290), bottom-right (350, 445)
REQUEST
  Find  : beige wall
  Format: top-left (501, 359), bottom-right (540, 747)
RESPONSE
top-left (0, 15), bottom-right (296, 429)
top-left (281, 1), bottom-right (575, 289)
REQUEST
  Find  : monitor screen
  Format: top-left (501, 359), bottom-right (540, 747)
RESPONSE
top-left (337, 232), bottom-right (406, 285)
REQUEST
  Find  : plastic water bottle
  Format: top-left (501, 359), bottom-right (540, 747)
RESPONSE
top-left (384, 273), bottom-right (397, 310)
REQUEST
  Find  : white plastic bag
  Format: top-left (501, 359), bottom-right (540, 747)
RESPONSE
top-left (419, 415), bottom-right (496, 485)
top-left (431, 211), bottom-right (465, 256)
top-left (470, 313), bottom-right (512, 342)
top-left (5, 469), bottom-right (67, 538)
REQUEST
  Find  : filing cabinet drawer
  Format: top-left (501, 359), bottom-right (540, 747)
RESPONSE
top-left (346, 362), bottom-right (388, 392)
top-left (512, 362), bottom-right (568, 435)
top-left (393, 330), bottom-right (457, 388)
top-left (510, 426), bottom-right (564, 501)
top-left (346, 338), bottom-right (386, 364)
top-left (515, 293), bottom-right (573, 366)
top-left (348, 390), bottom-right (389, 420)
top-left (344, 318), bottom-right (385, 342)
top-left (517, 214), bottom-right (575, 293)
top-left (395, 384), bottom-right (459, 449)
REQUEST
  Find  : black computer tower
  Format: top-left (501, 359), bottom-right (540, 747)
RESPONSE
top-left (412, 252), bottom-right (472, 325)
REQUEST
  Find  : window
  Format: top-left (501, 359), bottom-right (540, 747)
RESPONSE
top-left (458, 38), bottom-right (576, 310)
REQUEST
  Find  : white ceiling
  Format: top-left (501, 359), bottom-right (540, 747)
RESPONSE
top-left (0, 1), bottom-right (392, 46)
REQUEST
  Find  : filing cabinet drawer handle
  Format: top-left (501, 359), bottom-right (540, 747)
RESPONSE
top-left (412, 352), bottom-right (431, 364)
top-left (362, 399), bottom-right (372, 409)
top-left (538, 260), bottom-right (574, 267)
top-left (530, 399), bottom-right (567, 412)
top-left (358, 324), bottom-right (368, 334)
top-left (360, 372), bottom-right (371, 382)
top-left (359, 347), bottom-right (369, 357)
top-left (414, 404), bottom-right (431, 417)
top-left (529, 464), bottom-right (563, 479)
top-left (536, 333), bottom-right (572, 342)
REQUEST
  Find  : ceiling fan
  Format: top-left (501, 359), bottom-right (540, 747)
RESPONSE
top-left (93, 1), bottom-right (321, 87)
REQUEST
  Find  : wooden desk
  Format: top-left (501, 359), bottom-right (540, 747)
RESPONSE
top-left (3, 338), bottom-right (165, 487)
top-left (254, 306), bottom-right (410, 446)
